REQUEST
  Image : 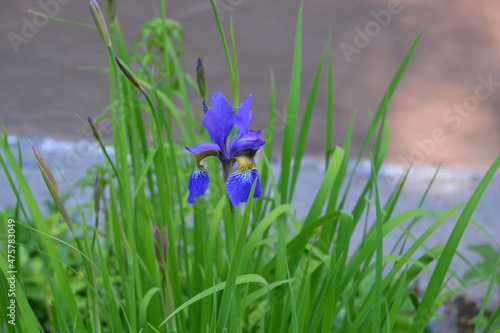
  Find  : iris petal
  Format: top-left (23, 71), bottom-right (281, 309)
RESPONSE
top-left (185, 142), bottom-right (221, 153)
top-left (202, 91), bottom-right (234, 150)
top-left (234, 95), bottom-right (253, 135)
top-left (228, 130), bottom-right (266, 157)
top-left (202, 109), bottom-right (225, 150)
top-left (187, 166), bottom-right (210, 204)
top-left (226, 167), bottom-right (262, 206)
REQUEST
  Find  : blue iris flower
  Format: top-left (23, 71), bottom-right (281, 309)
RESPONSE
top-left (186, 91), bottom-right (266, 207)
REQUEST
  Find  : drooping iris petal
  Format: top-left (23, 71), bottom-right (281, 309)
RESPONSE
top-left (228, 130), bottom-right (266, 157)
top-left (234, 95), bottom-right (253, 135)
top-left (187, 166), bottom-right (210, 204)
top-left (185, 142), bottom-right (220, 153)
top-left (226, 167), bottom-right (262, 206)
top-left (202, 91), bottom-right (234, 151)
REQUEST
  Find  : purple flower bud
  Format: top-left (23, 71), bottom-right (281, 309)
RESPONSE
top-left (196, 55), bottom-right (207, 100)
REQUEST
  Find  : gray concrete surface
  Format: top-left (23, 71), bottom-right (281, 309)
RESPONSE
top-left (1, 136), bottom-right (499, 318)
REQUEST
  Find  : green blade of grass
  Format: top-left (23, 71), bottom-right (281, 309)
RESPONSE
top-left (289, 47), bottom-right (326, 201)
top-left (230, 17), bottom-right (239, 106)
top-left (138, 287), bottom-right (161, 330)
top-left (96, 238), bottom-right (124, 333)
top-left (409, 154), bottom-right (500, 333)
top-left (380, 269), bottom-right (408, 333)
top-left (159, 274), bottom-right (269, 328)
top-left (371, 157), bottom-right (384, 333)
top-left (303, 147), bottom-right (345, 229)
top-left (260, 210), bottom-right (342, 276)
top-left (240, 204), bottom-right (294, 275)
top-left (278, 0), bottom-right (303, 203)
top-left (29, 10), bottom-right (96, 29)
top-left (254, 69), bottom-right (277, 224)
top-left (325, 30), bottom-right (334, 168)
top-left (210, 0), bottom-right (234, 87)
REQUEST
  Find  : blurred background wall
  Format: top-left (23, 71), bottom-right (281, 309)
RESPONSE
top-left (1, 0), bottom-right (500, 168)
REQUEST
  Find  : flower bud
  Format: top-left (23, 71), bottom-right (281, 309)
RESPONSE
top-left (153, 224), bottom-right (169, 264)
top-left (196, 55), bottom-right (207, 100)
top-left (31, 143), bottom-right (59, 197)
top-left (202, 99), bottom-right (209, 115)
top-left (88, 117), bottom-right (102, 142)
top-left (115, 57), bottom-right (142, 89)
top-left (89, 0), bottom-right (111, 47)
top-left (31, 143), bottom-right (73, 228)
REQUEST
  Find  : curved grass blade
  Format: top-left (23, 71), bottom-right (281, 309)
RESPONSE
top-left (159, 274), bottom-right (269, 328)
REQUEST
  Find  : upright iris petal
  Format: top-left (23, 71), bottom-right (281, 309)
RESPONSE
top-left (187, 166), bottom-right (210, 204)
top-left (202, 91), bottom-right (234, 154)
top-left (234, 95), bottom-right (253, 135)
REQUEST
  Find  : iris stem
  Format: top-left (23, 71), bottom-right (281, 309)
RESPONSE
top-left (222, 162), bottom-right (235, 213)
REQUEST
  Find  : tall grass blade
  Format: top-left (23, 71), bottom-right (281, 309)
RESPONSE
top-left (409, 154), bottom-right (500, 332)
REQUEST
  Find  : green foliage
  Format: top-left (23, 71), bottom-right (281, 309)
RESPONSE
top-left (0, 1), bottom-right (499, 332)
top-left (463, 243), bottom-right (500, 286)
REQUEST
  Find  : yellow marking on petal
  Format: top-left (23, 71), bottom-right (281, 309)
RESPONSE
top-left (233, 155), bottom-right (255, 172)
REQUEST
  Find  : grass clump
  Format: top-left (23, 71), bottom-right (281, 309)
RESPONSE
top-left (1, 1), bottom-right (499, 332)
